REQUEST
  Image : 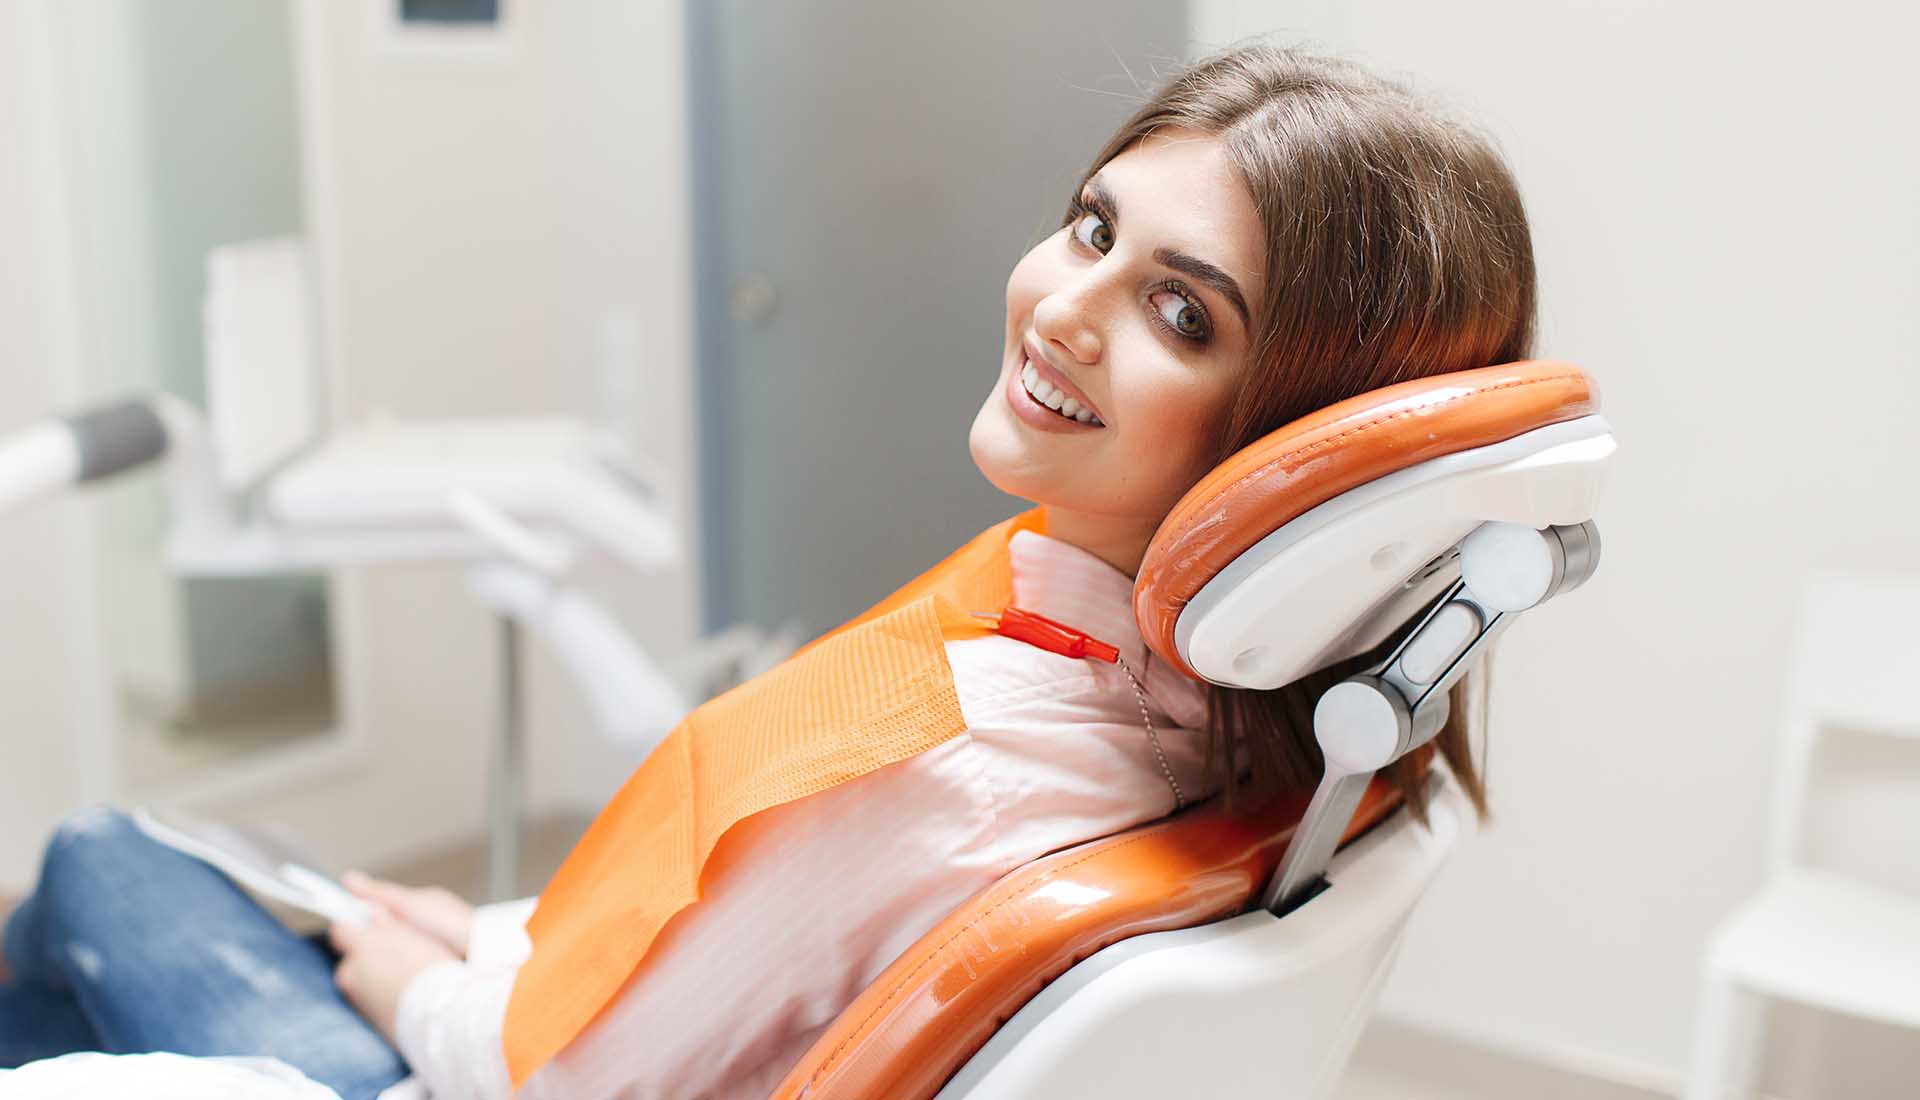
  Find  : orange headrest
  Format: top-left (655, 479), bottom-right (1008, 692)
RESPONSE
top-left (1133, 360), bottom-right (1598, 682)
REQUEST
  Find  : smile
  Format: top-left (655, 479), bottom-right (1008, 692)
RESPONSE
top-left (1019, 357), bottom-right (1104, 427)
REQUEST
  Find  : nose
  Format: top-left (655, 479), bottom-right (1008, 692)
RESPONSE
top-left (1031, 279), bottom-right (1104, 365)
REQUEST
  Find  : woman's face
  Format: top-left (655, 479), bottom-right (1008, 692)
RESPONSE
top-left (969, 127), bottom-right (1265, 551)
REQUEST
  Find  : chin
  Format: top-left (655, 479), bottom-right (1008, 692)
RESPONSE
top-left (968, 409), bottom-right (1030, 501)
top-left (967, 400), bottom-right (1058, 506)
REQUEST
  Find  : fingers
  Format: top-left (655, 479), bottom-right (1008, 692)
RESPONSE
top-left (341, 873), bottom-right (437, 933)
top-left (330, 893), bottom-right (399, 953)
top-left (329, 912), bottom-right (368, 954)
top-left (342, 870), bottom-right (411, 907)
top-left (341, 871), bottom-right (474, 957)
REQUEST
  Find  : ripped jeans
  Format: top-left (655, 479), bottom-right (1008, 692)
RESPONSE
top-left (0, 808), bottom-right (409, 1100)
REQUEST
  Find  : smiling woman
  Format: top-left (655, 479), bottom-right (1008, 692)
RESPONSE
top-left (973, 46), bottom-right (1535, 812)
top-left (970, 128), bottom-right (1266, 576)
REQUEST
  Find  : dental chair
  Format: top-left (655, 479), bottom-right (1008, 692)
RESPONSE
top-left (774, 361), bottom-right (1615, 1100)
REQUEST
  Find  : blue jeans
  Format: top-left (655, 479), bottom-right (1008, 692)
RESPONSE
top-left (0, 807), bottom-right (409, 1100)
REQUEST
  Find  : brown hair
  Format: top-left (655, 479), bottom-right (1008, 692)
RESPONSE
top-left (1078, 45), bottom-right (1536, 817)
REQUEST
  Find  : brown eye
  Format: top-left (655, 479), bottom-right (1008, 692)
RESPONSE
top-left (1073, 211), bottom-right (1114, 254)
top-left (1150, 289), bottom-right (1210, 341)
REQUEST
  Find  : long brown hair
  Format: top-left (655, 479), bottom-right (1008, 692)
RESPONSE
top-left (1080, 46), bottom-right (1537, 817)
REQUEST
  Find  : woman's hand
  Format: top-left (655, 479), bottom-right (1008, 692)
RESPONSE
top-left (330, 914), bottom-right (459, 1044)
top-left (341, 871), bottom-right (476, 957)
top-left (330, 873), bottom-right (478, 1043)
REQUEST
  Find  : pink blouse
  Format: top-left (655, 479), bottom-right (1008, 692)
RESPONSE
top-left (386, 530), bottom-right (1215, 1100)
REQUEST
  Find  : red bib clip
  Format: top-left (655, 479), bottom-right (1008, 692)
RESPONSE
top-left (973, 607), bottom-right (1120, 664)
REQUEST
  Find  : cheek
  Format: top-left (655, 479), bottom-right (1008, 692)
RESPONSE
top-left (1116, 375), bottom-right (1237, 485)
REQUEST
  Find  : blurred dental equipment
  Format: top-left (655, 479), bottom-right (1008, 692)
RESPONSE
top-left (0, 236), bottom-right (787, 900)
top-left (0, 387), bottom-right (689, 898)
top-left (466, 559), bottom-right (688, 753)
top-left (0, 396), bottom-right (171, 516)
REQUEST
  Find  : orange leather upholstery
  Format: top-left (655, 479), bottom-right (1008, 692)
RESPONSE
top-left (1134, 360), bottom-right (1597, 680)
top-left (769, 766), bottom-right (1418, 1100)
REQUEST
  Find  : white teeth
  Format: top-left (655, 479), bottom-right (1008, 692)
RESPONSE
top-left (1019, 356), bottom-right (1102, 426)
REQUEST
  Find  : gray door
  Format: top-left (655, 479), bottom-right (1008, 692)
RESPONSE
top-left (692, 2), bottom-right (1188, 636)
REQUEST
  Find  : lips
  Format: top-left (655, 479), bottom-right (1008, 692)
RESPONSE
top-left (1019, 337), bottom-right (1105, 425)
top-left (1003, 358), bottom-right (1095, 434)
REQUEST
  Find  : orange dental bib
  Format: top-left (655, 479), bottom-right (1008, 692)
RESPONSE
top-left (502, 510), bottom-right (1047, 1085)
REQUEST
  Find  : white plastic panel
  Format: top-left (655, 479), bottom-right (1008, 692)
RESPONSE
top-left (0, 423), bottom-right (82, 515)
top-left (203, 236), bottom-right (321, 491)
top-left (1178, 416), bottom-right (1615, 690)
top-left (264, 418), bottom-right (676, 572)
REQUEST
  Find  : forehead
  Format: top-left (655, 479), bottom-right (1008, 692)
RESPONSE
top-left (1095, 128), bottom-right (1264, 304)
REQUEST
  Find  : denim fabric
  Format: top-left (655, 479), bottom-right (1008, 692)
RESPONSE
top-left (0, 808), bottom-right (408, 1100)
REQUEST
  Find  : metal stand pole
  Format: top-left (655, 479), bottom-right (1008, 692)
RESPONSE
top-left (487, 615), bottom-right (525, 902)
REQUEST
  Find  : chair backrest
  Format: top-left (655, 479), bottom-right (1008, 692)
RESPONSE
top-left (1771, 571), bottom-right (1920, 870)
top-left (770, 760), bottom-right (1426, 1100)
top-left (764, 756), bottom-right (1428, 1098)
top-left (938, 769), bottom-right (1469, 1100)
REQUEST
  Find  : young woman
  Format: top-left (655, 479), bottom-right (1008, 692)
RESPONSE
top-left (0, 44), bottom-right (1527, 1100)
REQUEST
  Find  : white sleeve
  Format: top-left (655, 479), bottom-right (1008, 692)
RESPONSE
top-left (393, 960), bottom-right (517, 1100)
top-left (387, 897), bottom-right (535, 1100)
top-left (466, 897), bottom-right (538, 969)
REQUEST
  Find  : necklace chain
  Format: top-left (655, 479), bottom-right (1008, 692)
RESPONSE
top-left (1117, 658), bottom-right (1185, 811)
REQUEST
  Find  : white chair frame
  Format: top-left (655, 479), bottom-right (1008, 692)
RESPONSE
top-left (1686, 571), bottom-right (1920, 1099)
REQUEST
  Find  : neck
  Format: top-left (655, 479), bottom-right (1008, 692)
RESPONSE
top-left (1040, 506), bottom-right (1161, 578)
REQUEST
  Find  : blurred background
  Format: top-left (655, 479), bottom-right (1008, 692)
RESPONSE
top-left (1, 1), bottom-right (1915, 1096)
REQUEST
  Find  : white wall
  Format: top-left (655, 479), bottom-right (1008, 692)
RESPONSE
top-left (0, 0), bottom-right (107, 882)
top-left (1191, 2), bottom-right (1920, 1094)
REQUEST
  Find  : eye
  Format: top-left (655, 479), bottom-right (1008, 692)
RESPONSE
top-left (1072, 210), bottom-right (1114, 254)
top-left (1150, 288), bottom-right (1211, 342)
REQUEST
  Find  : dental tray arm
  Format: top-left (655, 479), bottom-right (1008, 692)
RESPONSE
top-left (450, 491), bottom-right (691, 754)
top-left (1263, 519), bottom-right (1601, 916)
top-left (0, 393), bottom-right (239, 536)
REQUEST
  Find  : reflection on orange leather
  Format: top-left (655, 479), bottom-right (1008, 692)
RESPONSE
top-left (770, 759), bottom-right (1423, 1100)
top-left (1135, 360), bottom-right (1597, 679)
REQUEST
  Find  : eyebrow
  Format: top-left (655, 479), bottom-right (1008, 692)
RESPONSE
top-left (1154, 247), bottom-right (1251, 328)
top-left (1083, 176), bottom-right (1252, 328)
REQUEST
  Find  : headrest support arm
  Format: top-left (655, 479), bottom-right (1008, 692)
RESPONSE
top-left (1262, 519), bottom-right (1602, 915)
